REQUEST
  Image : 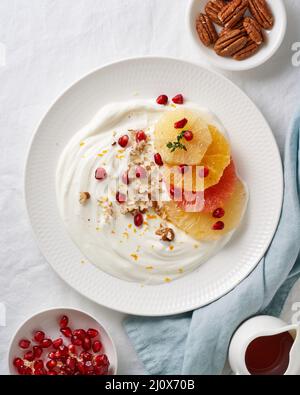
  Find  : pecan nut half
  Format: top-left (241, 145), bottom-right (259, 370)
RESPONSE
top-left (196, 13), bottom-right (219, 47)
top-left (243, 16), bottom-right (264, 45)
top-left (218, 0), bottom-right (249, 29)
top-left (249, 0), bottom-right (274, 30)
top-left (205, 0), bottom-right (227, 26)
top-left (233, 37), bottom-right (260, 60)
top-left (214, 29), bottom-right (248, 57)
top-left (220, 20), bottom-right (247, 37)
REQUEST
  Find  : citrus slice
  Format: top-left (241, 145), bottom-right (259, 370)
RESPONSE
top-left (203, 159), bottom-right (237, 212)
top-left (163, 178), bottom-right (247, 241)
top-left (201, 125), bottom-right (231, 188)
top-left (162, 125), bottom-right (231, 191)
top-left (175, 161), bottom-right (237, 213)
top-left (154, 108), bottom-right (212, 165)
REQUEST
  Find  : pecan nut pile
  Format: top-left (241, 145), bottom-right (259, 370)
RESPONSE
top-left (195, 0), bottom-right (274, 61)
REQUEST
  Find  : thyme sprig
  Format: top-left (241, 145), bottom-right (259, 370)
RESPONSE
top-left (166, 131), bottom-right (187, 153)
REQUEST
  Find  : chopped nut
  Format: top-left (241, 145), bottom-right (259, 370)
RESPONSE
top-left (79, 192), bottom-right (91, 205)
top-left (156, 224), bottom-right (175, 242)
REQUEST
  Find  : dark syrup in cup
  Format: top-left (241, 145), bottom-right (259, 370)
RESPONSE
top-left (245, 332), bottom-right (294, 375)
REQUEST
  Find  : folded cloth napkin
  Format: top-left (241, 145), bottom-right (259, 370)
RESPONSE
top-left (124, 112), bottom-right (300, 375)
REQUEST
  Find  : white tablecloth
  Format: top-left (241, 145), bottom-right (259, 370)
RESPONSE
top-left (0, 0), bottom-right (300, 375)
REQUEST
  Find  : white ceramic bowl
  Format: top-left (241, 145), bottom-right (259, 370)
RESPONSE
top-left (8, 308), bottom-right (118, 375)
top-left (187, 0), bottom-right (287, 71)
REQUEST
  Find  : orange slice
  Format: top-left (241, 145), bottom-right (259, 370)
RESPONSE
top-left (162, 125), bottom-right (231, 191)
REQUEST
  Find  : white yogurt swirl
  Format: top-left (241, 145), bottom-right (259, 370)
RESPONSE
top-left (56, 100), bottom-right (240, 285)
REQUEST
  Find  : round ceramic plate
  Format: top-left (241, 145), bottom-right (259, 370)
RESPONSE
top-left (25, 57), bottom-right (283, 316)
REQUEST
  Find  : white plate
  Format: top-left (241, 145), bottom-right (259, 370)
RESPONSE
top-left (25, 57), bottom-right (283, 316)
top-left (187, 0), bottom-right (287, 71)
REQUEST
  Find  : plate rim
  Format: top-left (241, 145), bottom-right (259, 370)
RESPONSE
top-left (24, 56), bottom-right (284, 316)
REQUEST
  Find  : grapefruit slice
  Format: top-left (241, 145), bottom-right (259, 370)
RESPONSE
top-left (175, 160), bottom-right (237, 213)
top-left (203, 159), bottom-right (237, 212)
top-left (154, 108), bottom-right (212, 165)
top-left (163, 178), bottom-right (247, 241)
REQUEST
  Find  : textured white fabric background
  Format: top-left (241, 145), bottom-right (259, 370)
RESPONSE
top-left (0, 0), bottom-right (299, 375)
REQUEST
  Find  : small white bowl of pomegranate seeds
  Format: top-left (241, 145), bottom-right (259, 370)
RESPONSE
top-left (8, 308), bottom-right (118, 376)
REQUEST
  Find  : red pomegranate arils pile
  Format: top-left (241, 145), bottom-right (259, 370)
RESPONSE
top-left (13, 315), bottom-right (110, 376)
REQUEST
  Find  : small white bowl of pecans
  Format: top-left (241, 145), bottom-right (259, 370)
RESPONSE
top-left (188, 0), bottom-right (287, 71)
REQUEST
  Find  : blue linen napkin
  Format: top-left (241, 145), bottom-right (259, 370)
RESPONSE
top-left (124, 113), bottom-right (300, 375)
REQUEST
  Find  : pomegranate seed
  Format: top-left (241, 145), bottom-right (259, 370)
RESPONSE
top-left (33, 331), bottom-right (45, 343)
top-left (179, 165), bottom-right (189, 174)
top-left (59, 345), bottom-right (69, 357)
top-left (33, 346), bottom-right (43, 359)
top-left (71, 335), bottom-right (82, 346)
top-left (87, 328), bottom-right (99, 339)
top-left (94, 366), bottom-right (102, 375)
top-left (84, 360), bottom-right (94, 371)
top-left (212, 221), bottom-right (225, 231)
top-left (94, 354), bottom-right (109, 367)
top-left (19, 339), bottom-right (31, 349)
top-left (136, 130), bottom-right (147, 143)
top-left (34, 360), bottom-right (44, 370)
top-left (48, 351), bottom-right (56, 360)
top-left (199, 167), bottom-right (209, 178)
top-left (213, 208), bottom-right (225, 219)
top-left (94, 365), bottom-right (109, 375)
top-left (172, 94), bottom-right (184, 105)
top-left (77, 362), bottom-right (86, 375)
top-left (92, 340), bottom-right (102, 353)
top-left (18, 366), bottom-right (26, 375)
top-left (118, 135), bottom-right (129, 148)
top-left (41, 338), bottom-right (52, 348)
top-left (34, 368), bottom-right (45, 376)
top-left (135, 166), bottom-right (147, 179)
top-left (183, 130), bottom-right (194, 141)
top-left (60, 315), bottom-right (69, 329)
top-left (46, 360), bottom-right (57, 370)
top-left (24, 351), bottom-right (35, 362)
top-left (80, 351), bottom-right (93, 361)
top-left (95, 167), bottom-right (107, 181)
top-left (174, 118), bottom-right (188, 129)
top-left (156, 95), bottom-right (168, 106)
top-left (134, 212), bottom-right (144, 228)
top-left (61, 366), bottom-right (73, 376)
top-left (73, 329), bottom-right (86, 340)
top-left (68, 344), bottom-right (77, 355)
top-left (24, 367), bottom-right (33, 375)
top-left (122, 171), bottom-right (130, 185)
top-left (116, 191), bottom-right (127, 204)
top-left (154, 153), bottom-right (164, 166)
top-left (82, 337), bottom-right (91, 351)
top-left (52, 338), bottom-right (63, 349)
top-left (13, 358), bottom-right (24, 368)
top-left (54, 350), bottom-right (62, 359)
top-left (47, 370), bottom-right (57, 376)
top-left (60, 327), bottom-right (72, 338)
top-left (66, 357), bottom-right (76, 370)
